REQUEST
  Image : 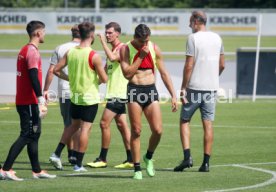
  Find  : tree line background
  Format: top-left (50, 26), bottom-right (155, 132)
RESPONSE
top-left (0, 0), bottom-right (275, 8)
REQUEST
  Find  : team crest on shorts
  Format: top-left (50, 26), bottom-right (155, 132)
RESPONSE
top-left (33, 125), bottom-right (38, 133)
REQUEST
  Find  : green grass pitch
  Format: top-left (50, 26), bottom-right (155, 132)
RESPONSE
top-left (0, 99), bottom-right (276, 191)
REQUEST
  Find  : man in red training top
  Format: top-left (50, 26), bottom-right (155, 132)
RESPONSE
top-left (0, 20), bottom-right (56, 181)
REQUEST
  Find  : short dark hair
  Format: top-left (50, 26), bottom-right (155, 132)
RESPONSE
top-left (105, 22), bottom-right (121, 33)
top-left (78, 22), bottom-right (95, 40)
top-left (71, 24), bottom-right (80, 38)
top-left (134, 24), bottom-right (151, 39)
top-left (26, 20), bottom-right (45, 36)
top-left (191, 11), bottom-right (207, 25)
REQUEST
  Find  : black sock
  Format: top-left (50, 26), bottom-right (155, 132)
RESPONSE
top-left (126, 150), bottom-right (132, 162)
top-left (54, 143), bottom-right (65, 157)
top-left (76, 152), bottom-right (85, 167)
top-left (145, 150), bottom-right (154, 160)
top-left (99, 148), bottom-right (108, 161)
top-left (184, 149), bottom-right (191, 160)
top-left (68, 149), bottom-right (73, 158)
top-left (71, 150), bottom-right (77, 158)
top-left (203, 153), bottom-right (210, 165)
top-left (134, 162), bottom-right (141, 172)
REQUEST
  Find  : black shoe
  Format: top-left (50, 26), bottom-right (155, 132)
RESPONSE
top-left (174, 157), bottom-right (193, 172)
top-left (198, 163), bottom-right (209, 172)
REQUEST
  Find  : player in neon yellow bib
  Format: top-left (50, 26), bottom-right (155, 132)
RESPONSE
top-left (87, 22), bottom-right (133, 169)
top-left (54, 22), bottom-right (108, 172)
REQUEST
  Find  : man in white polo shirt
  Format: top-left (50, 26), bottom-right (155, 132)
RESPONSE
top-left (174, 10), bottom-right (225, 172)
top-left (43, 24), bottom-right (81, 169)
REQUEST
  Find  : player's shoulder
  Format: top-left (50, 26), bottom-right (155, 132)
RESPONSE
top-left (59, 41), bottom-right (79, 50)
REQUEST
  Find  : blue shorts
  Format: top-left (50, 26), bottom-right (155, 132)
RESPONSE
top-left (180, 89), bottom-right (217, 121)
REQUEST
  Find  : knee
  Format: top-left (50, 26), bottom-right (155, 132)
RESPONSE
top-left (100, 120), bottom-right (109, 130)
top-left (116, 121), bottom-right (123, 130)
top-left (131, 126), bottom-right (141, 138)
top-left (153, 128), bottom-right (162, 137)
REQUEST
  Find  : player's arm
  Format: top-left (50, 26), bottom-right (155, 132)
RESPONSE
top-left (27, 47), bottom-right (47, 118)
top-left (180, 55), bottom-right (194, 104)
top-left (98, 33), bottom-right (120, 62)
top-left (155, 45), bottom-right (177, 112)
top-left (43, 64), bottom-right (54, 101)
top-left (119, 45), bottom-right (146, 80)
top-left (219, 43), bottom-right (225, 75)
top-left (26, 48), bottom-right (45, 104)
top-left (93, 53), bottom-right (108, 84)
top-left (219, 54), bottom-right (225, 75)
top-left (43, 49), bottom-right (58, 101)
top-left (29, 68), bottom-right (43, 98)
top-left (29, 68), bottom-right (47, 118)
top-left (180, 35), bottom-right (195, 104)
top-left (53, 53), bottom-right (69, 81)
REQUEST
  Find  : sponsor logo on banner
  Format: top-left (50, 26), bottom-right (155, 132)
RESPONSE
top-left (56, 14), bottom-right (103, 31)
top-left (132, 15), bottom-right (179, 33)
top-left (0, 14), bottom-right (27, 30)
top-left (209, 15), bottom-right (257, 32)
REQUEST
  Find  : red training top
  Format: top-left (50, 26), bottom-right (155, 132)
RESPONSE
top-left (16, 44), bottom-right (42, 105)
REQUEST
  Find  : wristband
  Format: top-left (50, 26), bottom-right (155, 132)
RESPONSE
top-left (38, 96), bottom-right (46, 105)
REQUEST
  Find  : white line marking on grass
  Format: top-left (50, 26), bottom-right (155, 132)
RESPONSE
top-left (60, 162), bottom-right (276, 191)
top-left (64, 169), bottom-right (132, 176)
top-left (204, 164), bottom-right (276, 192)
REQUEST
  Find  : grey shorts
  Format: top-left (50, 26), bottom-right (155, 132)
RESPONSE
top-left (59, 98), bottom-right (72, 127)
top-left (180, 89), bottom-right (217, 121)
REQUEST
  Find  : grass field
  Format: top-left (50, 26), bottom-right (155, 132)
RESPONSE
top-left (0, 34), bottom-right (276, 60)
top-left (0, 100), bottom-right (276, 192)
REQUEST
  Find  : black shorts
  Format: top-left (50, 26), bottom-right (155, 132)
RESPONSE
top-left (71, 102), bottom-right (98, 123)
top-left (16, 104), bottom-right (41, 139)
top-left (106, 98), bottom-right (127, 114)
top-left (127, 83), bottom-right (159, 109)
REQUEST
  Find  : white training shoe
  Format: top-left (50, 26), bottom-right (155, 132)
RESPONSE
top-left (0, 169), bottom-right (5, 180)
top-left (49, 153), bottom-right (63, 170)
top-left (33, 170), bottom-right (56, 179)
top-left (73, 165), bottom-right (87, 172)
top-left (2, 169), bottom-right (23, 181)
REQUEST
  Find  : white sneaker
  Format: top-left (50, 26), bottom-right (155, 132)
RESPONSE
top-left (0, 169), bottom-right (5, 180)
top-left (33, 170), bottom-right (56, 179)
top-left (3, 169), bottom-right (23, 181)
top-left (49, 153), bottom-right (63, 170)
top-left (73, 165), bottom-right (87, 172)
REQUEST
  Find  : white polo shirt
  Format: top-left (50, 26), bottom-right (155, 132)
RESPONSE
top-left (186, 31), bottom-right (224, 91)
top-left (50, 41), bottom-right (79, 98)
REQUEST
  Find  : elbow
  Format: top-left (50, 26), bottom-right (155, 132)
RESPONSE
top-left (102, 77), bottom-right (108, 83)
top-left (100, 76), bottom-right (108, 84)
top-left (124, 73), bottom-right (133, 80)
top-left (109, 57), bottom-right (117, 62)
top-left (220, 65), bottom-right (225, 72)
top-left (122, 70), bottom-right (133, 80)
top-left (53, 69), bottom-right (58, 76)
